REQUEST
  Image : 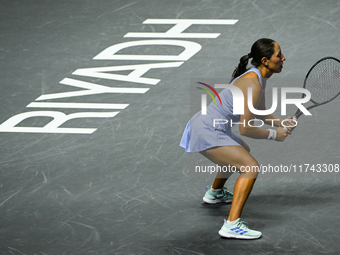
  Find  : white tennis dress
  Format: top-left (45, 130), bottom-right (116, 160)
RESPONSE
top-left (180, 67), bottom-right (265, 153)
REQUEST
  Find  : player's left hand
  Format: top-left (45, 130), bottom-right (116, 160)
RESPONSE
top-left (281, 117), bottom-right (298, 132)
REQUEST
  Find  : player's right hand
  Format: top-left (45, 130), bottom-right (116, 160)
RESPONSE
top-left (275, 127), bottom-right (289, 141)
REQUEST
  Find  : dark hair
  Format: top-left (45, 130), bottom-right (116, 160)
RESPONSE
top-left (231, 38), bottom-right (276, 81)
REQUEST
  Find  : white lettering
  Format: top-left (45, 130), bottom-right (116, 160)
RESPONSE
top-left (124, 19), bottom-right (238, 38)
top-left (1, 19), bottom-right (239, 134)
top-left (0, 111), bottom-right (119, 134)
top-left (201, 94), bottom-right (207, 115)
top-left (36, 78), bottom-right (148, 101)
top-left (213, 119), bottom-right (229, 127)
top-left (27, 102), bottom-right (128, 109)
top-left (200, 87), bottom-right (312, 116)
top-left (281, 88), bottom-right (312, 115)
top-left (93, 40), bottom-right (201, 61)
top-left (215, 84), bottom-right (244, 114)
top-left (72, 62), bottom-right (184, 85)
top-left (248, 119), bottom-right (264, 127)
top-left (248, 87), bottom-right (278, 115)
top-left (231, 119), bottom-right (246, 127)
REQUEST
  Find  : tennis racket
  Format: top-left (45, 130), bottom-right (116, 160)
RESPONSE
top-left (289, 57), bottom-right (340, 122)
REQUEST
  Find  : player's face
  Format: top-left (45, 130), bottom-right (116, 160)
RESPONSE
top-left (268, 42), bottom-right (286, 73)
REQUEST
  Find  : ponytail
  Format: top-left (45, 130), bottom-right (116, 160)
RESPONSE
top-left (230, 38), bottom-right (276, 81)
top-left (230, 54), bottom-right (251, 81)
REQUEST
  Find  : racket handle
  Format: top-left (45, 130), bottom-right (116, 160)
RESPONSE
top-left (283, 116), bottom-right (297, 130)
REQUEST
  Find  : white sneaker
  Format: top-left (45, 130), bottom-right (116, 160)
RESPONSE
top-left (219, 218), bottom-right (262, 239)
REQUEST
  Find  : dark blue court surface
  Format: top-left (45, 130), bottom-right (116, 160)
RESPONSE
top-left (1, 0), bottom-right (340, 254)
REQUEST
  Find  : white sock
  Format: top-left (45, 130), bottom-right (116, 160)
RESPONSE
top-left (210, 187), bottom-right (222, 192)
top-left (227, 218), bottom-right (240, 225)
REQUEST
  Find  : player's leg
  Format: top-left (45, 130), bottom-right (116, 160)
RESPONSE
top-left (200, 145), bottom-right (261, 239)
top-left (228, 176), bottom-right (257, 221)
top-left (209, 138), bottom-right (250, 190)
top-left (200, 143), bottom-right (258, 193)
top-left (202, 167), bottom-right (234, 204)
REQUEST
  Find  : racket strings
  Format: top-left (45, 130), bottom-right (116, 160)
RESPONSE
top-left (305, 58), bottom-right (340, 104)
top-left (333, 69), bottom-right (340, 79)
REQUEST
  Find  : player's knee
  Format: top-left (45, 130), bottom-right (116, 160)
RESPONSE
top-left (239, 160), bottom-right (259, 178)
top-left (240, 169), bottom-right (259, 178)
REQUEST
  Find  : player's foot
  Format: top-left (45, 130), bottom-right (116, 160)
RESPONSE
top-left (219, 218), bottom-right (262, 239)
top-left (203, 186), bottom-right (233, 204)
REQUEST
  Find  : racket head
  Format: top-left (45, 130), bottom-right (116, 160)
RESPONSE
top-left (294, 57), bottom-right (340, 119)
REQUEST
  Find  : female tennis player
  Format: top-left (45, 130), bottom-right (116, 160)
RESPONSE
top-left (180, 38), bottom-right (296, 239)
